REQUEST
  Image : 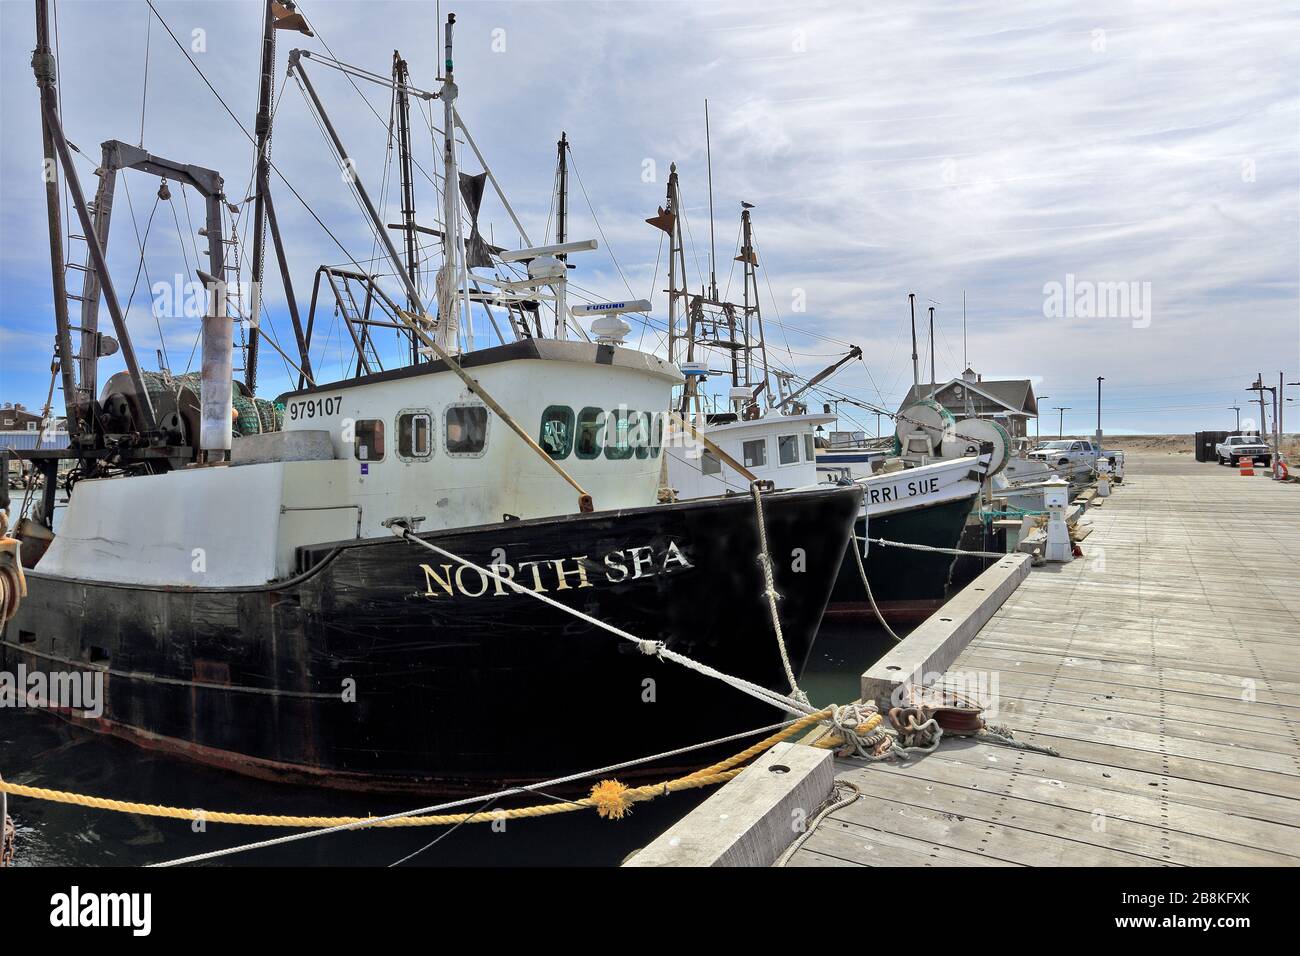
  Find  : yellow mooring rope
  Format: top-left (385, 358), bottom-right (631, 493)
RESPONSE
top-left (0, 709), bottom-right (839, 828)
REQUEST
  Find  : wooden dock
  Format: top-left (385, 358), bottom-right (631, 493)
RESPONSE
top-left (786, 452), bottom-right (1300, 867)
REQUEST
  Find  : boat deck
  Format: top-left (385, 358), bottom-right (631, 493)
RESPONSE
top-left (787, 451), bottom-right (1300, 867)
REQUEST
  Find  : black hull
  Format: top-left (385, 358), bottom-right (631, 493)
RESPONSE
top-left (2, 485), bottom-right (860, 792)
top-left (827, 495), bottom-right (976, 618)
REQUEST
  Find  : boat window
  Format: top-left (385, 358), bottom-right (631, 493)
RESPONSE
top-left (743, 438), bottom-right (767, 468)
top-left (605, 409), bottom-right (634, 461)
top-left (575, 407), bottom-right (605, 460)
top-left (445, 404), bottom-right (489, 457)
top-left (701, 450), bottom-right (722, 475)
top-left (649, 412), bottom-right (664, 458)
top-left (397, 411), bottom-right (433, 460)
top-left (778, 434), bottom-right (800, 465)
top-left (354, 419), bottom-right (385, 461)
top-left (630, 411), bottom-right (654, 460)
top-left (539, 405), bottom-right (575, 460)
top-left (803, 433), bottom-right (816, 462)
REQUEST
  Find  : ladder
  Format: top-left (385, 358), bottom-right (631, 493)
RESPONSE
top-left (324, 270), bottom-right (383, 376)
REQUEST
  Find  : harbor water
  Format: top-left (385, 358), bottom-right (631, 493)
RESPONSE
top-left (3, 619), bottom-right (899, 867)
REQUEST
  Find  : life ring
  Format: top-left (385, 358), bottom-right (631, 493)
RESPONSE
top-left (1276, 461), bottom-right (1289, 480)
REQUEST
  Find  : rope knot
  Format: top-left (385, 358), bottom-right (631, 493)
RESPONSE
top-left (828, 702), bottom-right (892, 758)
top-left (589, 779), bottom-right (633, 820)
top-left (637, 639), bottom-right (664, 658)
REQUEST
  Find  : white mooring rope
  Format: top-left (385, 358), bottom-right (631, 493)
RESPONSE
top-left (857, 535), bottom-right (1007, 560)
top-left (749, 483), bottom-right (808, 706)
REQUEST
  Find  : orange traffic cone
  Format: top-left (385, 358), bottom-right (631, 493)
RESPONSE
top-left (1239, 457), bottom-right (1255, 476)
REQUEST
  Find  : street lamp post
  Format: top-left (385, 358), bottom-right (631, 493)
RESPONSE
top-left (1229, 406), bottom-right (1241, 431)
top-left (1095, 376), bottom-right (1105, 451)
top-left (1037, 395), bottom-right (1050, 445)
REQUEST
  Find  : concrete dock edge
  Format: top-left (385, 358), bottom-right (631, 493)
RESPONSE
top-left (860, 552), bottom-right (1031, 708)
top-left (622, 741), bottom-right (834, 867)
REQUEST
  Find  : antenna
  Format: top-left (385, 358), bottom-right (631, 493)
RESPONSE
top-left (705, 99), bottom-right (717, 300)
top-left (928, 305), bottom-right (936, 391)
top-left (962, 290), bottom-right (967, 370)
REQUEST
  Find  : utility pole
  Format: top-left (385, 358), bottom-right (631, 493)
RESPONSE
top-left (1095, 375), bottom-right (1105, 450)
top-left (1054, 406), bottom-right (1070, 440)
top-left (1248, 374), bottom-right (1278, 468)
top-left (1277, 372), bottom-right (1284, 467)
top-left (1249, 373), bottom-right (1269, 437)
top-left (1228, 406), bottom-right (1241, 430)
top-left (1285, 379), bottom-right (1299, 467)
top-left (1036, 395), bottom-right (1050, 444)
top-left (909, 293), bottom-right (919, 389)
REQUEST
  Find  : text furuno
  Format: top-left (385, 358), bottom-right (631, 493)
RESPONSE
top-left (420, 542), bottom-right (693, 598)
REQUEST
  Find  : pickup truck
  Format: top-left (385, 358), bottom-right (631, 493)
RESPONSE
top-left (1028, 439), bottom-right (1099, 470)
top-left (1215, 434), bottom-right (1272, 467)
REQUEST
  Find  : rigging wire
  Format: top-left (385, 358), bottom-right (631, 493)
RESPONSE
top-left (138, 5), bottom-right (151, 147)
top-left (565, 143), bottom-right (639, 303)
top-left (144, 0), bottom-right (373, 298)
top-left (117, 185), bottom-right (166, 368)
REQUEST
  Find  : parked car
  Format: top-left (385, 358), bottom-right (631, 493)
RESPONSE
top-left (1215, 434), bottom-right (1272, 467)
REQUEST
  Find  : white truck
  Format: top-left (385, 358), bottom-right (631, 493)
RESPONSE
top-left (1215, 434), bottom-right (1272, 467)
top-left (1028, 439), bottom-right (1099, 470)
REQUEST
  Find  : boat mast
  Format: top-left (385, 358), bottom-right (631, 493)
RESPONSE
top-left (436, 13), bottom-right (464, 353)
top-left (33, 0), bottom-right (155, 433)
top-left (705, 100), bottom-right (718, 301)
top-left (393, 49), bottom-right (420, 361)
top-left (555, 131), bottom-right (568, 339)
top-left (244, 0), bottom-right (280, 394)
top-left (32, 0), bottom-right (79, 437)
top-left (665, 165), bottom-right (684, 365)
top-left (909, 292), bottom-right (920, 389)
top-left (250, 1), bottom-right (313, 387)
top-left (737, 205), bottom-right (770, 407)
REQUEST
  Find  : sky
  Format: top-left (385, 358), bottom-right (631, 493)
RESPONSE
top-left (1, 0), bottom-right (1297, 436)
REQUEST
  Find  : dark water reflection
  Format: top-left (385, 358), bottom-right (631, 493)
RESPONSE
top-left (2, 618), bottom-right (897, 867)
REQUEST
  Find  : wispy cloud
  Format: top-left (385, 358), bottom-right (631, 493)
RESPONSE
top-left (1, 0), bottom-right (1296, 433)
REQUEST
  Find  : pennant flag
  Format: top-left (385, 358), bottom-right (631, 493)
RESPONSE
top-left (458, 171), bottom-right (504, 269)
top-left (272, 2), bottom-right (314, 36)
top-left (645, 206), bottom-right (675, 235)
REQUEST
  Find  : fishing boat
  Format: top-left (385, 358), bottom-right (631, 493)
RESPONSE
top-left (647, 169), bottom-right (989, 621)
top-left (0, 3), bottom-right (861, 791)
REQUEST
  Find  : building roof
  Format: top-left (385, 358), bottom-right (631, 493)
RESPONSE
top-left (899, 378), bottom-right (1038, 417)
